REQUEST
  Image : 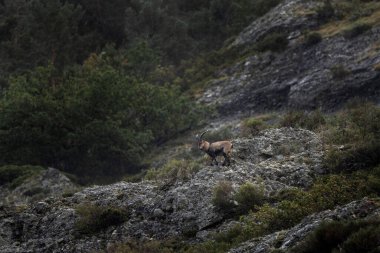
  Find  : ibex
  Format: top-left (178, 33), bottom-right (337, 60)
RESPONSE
top-left (197, 130), bottom-right (233, 166)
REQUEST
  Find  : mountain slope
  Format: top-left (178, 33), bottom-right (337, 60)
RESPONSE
top-left (199, 0), bottom-right (380, 115)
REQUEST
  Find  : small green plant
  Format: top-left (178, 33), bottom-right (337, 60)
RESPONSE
top-left (106, 238), bottom-right (182, 253)
top-left (0, 165), bottom-right (45, 189)
top-left (368, 166), bottom-right (380, 194)
top-left (212, 181), bottom-right (235, 215)
top-left (234, 182), bottom-right (265, 214)
top-left (304, 32), bottom-right (323, 46)
top-left (323, 102), bottom-right (380, 172)
top-left (279, 110), bottom-right (326, 131)
top-left (342, 22), bottom-right (372, 38)
top-left (256, 32), bottom-right (289, 52)
top-left (330, 64), bottom-right (350, 79)
top-left (316, 0), bottom-right (335, 23)
top-left (241, 114), bottom-right (275, 136)
top-left (75, 203), bottom-right (129, 235)
top-left (144, 159), bottom-right (201, 183)
top-left (22, 187), bottom-right (47, 197)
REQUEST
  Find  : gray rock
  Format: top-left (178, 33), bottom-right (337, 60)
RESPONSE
top-left (229, 198), bottom-right (380, 253)
top-left (199, 0), bottom-right (380, 114)
top-left (0, 167), bottom-right (79, 206)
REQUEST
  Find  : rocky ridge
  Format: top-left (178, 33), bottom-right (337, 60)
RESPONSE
top-left (0, 128), bottom-right (327, 252)
top-left (200, 0), bottom-right (380, 114)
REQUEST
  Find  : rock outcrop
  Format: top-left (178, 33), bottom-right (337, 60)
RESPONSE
top-left (0, 167), bottom-right (78, 206)
top-left (200, 0), bottom-right (380, 114)
top-left (0, 128), bottom-right (326, 252)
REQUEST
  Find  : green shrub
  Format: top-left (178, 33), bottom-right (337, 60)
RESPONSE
top-left (239, 174), bottom-right (369, 239)
top-left (330, 64), bottom-right (351, 79)
top-left (323, 102), bottom-right (380, 172)
top-left (23, 187), bottom-right (47, 197)
top-left (144, 159), bottom-right (201, 183)
top-left (279, 110), bottom-right (326, 131)
top-left (257, 32), bottom-right (289, 52)
top-left (0, 165), bottom-right (45, 189)
top-left (234, 182), bottom-right (265, 214)
top-left (75, 203), bottom-right (129, 235)
top-left (368, 166), bottom-right (380, 195)
top-left (212, 181), bottom-right (235, 214)
top-left (241, 114), bottom-right (275, 136)
top-left (304, 32), bottom-right (323, 47)
top-left (304, 175), bottom-right (368, 211)
top-left (182, 240), bottom-right (231, 253)
top-left (342, 22), bottom-right (372, 39)
top-left (107, 239), bottom-right (180, 253)
top-left (290, 218), bottom-right (380, 253)
top-left (316, 0), bottom-right (336, 23)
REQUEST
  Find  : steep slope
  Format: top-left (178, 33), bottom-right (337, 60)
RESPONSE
top-left (199, 0), bottom-right (380, 115)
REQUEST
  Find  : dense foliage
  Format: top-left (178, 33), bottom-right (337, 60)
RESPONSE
top-left (0, 0), bottom-right (282, 183)
top-left (0, 64), bottom-right (199, 182)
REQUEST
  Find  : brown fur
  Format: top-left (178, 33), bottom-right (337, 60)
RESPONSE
top-left (198, 138), bottom-right (233, 166)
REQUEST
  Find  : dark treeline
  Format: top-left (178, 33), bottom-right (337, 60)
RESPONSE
top-left (0, 0), bottom-right (281, 183)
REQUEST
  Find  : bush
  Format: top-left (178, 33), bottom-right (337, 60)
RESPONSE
top-left (241, 114), bottom-right (275, 136)
top-left (330, 64), bottom-right (350, 79)
top-left (368, 166), bottom-right (380, 195)
top-left (342, 23), bottom-right (372, 39)
top-left (107, 239), bottom-right (180, 253)
top-left (256, 32), bottom-right (289, 52)
top-left (279, 110), bottom-right (326, 131)
top-left (212, 181), bottom-right (235, 214)
top-left (0, 165), bottom-right (45, 189)
top-left (304, 32), bottom-right (322, 47)
top-left (144, 159), bottom-right (201, 183)
top-left (75, 203), bottom-right (129, 235)
top-left (290, 218), bottom-right (380, 253)
top-left (316, 0), bottom-right (335, 23)
top-left (323, 102), bottom-right (380, 172)
top-left (234, 182), bottom-right (265, 214)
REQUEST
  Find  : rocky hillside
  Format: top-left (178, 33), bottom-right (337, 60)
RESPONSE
top-left (0, 167), bottom-right (78, 206)
top-left (1, 0), bottom-right (380, 252)
top-left (200, 0), bottom-right (380, 115)
top-left (0, 128), bottom-right (378, 252)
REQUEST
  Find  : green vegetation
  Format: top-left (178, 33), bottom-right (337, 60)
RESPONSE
top-left (290, 217), bottom-right (380, 253)
top-left (234, 183), bottom-right (265, 214)
top-left (212, 181), bottom-right (266, 216)
top-left (256, 32), bottom-right (289, 52)
top-left (106, 239), bottom-right (182, 253)
top-left (212, 181), bottom-right (236, 214)
top-left (0, 0), bottom-right (285, 183)
top-left (342, 22), bottom-right (372, 38)
top-left (279, 110), bottom-right (326, 131)
top-left (330, 64), bottom-right (351, 79)
top-left (241, 114), bottom-right (275, 136)
top-left (0, 64), bottom-right (199, 183)
top-left (144, 159), bottom-right (201, 183)
top-left (323, 102), bottom-right (380, 172)
top-left (0, 165), bottom-right (45, 188)
top-left (304, 32), bottom-right (323, 46)
top-left (316, 0), bottom-right (336, 23)
top-left (75, 203), bottom-right (129, 235)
